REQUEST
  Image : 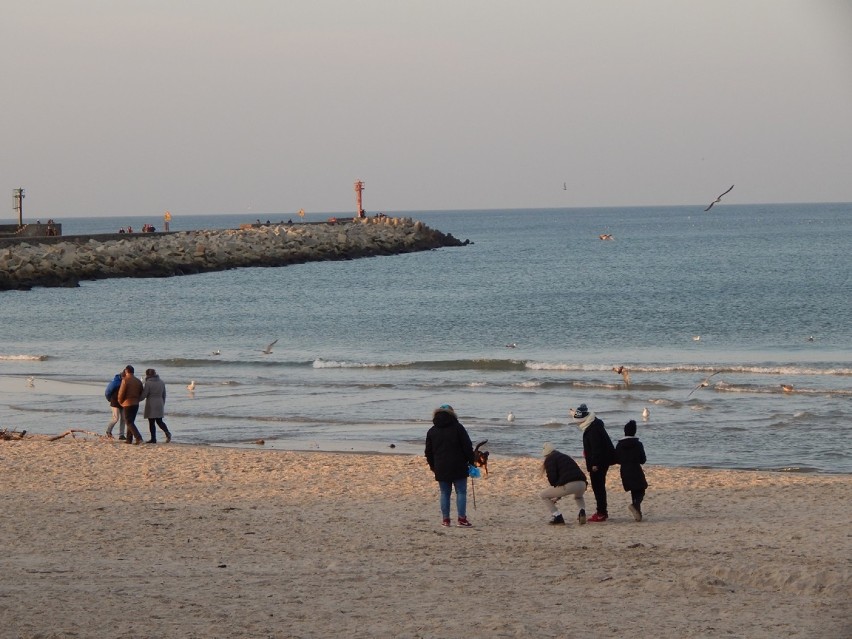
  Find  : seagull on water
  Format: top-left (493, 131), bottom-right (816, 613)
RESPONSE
top-left (693, 335), bottom-right (701, 342)
top-left (262, 339), bottom-right (279, 354)
top-left (505, 342), bottom-right (517, 349)
top-left (507, 411), bottom-right (515, 423)
top-left (704, 185), bottom-right (734, 211)
top-left (612, 366), bottom-right (631, 386)
top-left (212, 349), bottom-right (221, 356)
top-left (26, 376), bottom-right (35, 388)
top-left (642, 407), bottom-right (650, 420)
top-left (187, 380), bottom-right (196, 391)
top-left (781, 384), bottom-right (794, 393)
top-left (687, 371), bottom-right (720, 398)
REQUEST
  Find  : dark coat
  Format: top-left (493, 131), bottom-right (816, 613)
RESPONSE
top-left (425, 411), bottom-right (475, 482)
top-left (582, 417), bottom-right (616, 471)
top-left (105, 374), bottom-right (122, 408)
top-left (615, 436), bottom-right (648, 491)
top-left (544, 451), bottom-right (587, 487)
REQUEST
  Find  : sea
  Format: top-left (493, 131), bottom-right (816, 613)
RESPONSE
top-left (1, 203), bottom-right (850, 474)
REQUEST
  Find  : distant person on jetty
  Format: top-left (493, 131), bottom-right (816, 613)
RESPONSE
top-left (539, 442), bottom-right (588, 525)
top-left (117, 365), bottom-right (145, 444)
top-left (104, 372), bottom-right (126, 440)
top-left (163, 210), bottom-right (171, 232)
top-left (572, 403), bottom-right (615, 522)
top-left (140, 368), bottom-right (171, 444)
top-left (615, 420), bottom-right (648, 521)
top-left (425, 404), bottom-right (475, 528)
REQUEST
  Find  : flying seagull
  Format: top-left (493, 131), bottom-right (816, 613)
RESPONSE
top-left (704, 185), bottom-right (734, 211)
top-left (687, 371), bottom-right (720, 398)
top-left (612, 366), bottom-right (631, 386)
top-left (262, 339), bottom-right (279, 354)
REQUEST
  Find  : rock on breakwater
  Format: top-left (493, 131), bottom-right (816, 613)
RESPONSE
top-left (0, 217), bottom-right (468, 291)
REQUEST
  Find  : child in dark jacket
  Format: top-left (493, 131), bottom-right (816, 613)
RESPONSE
top-left (615, 420), bottom-right (648, 521)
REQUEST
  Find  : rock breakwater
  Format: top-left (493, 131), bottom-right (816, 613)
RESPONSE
top-left (0, 217), bottom-right (467, 291)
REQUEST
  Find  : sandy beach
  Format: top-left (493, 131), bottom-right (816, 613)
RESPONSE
top-left (0, 437), bottom-right (849, 639)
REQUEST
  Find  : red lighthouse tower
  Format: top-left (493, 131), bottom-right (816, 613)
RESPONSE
top-left (354, 180), bottom-right (366, 218)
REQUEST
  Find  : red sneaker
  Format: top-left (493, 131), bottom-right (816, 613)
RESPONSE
top-left (441, 518), bottom-right (451, 527)
top-left (588, 512), bottom-right (608, 522)
top-left (457, 517), bottom-right (473, 528)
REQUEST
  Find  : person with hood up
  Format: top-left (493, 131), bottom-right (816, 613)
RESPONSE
top-left (572, 403), bottom-right (615, 522)
top-left (615, 419), bottom-right (648, 521)
top-left (104, 372), bottom-right (126, 440)
top-left (424, 404), bottom-right (475, 528)
top-left (539, 443), bottom-right (588, 525)
top-left (140, 368), bottom-right (171, 444)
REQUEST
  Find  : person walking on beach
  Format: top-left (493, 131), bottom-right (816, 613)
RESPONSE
top-left (117, 365), bottom-right (145, 445)
top-left (140, 368), bottom-right (171, 444)
top-left (572, 403), bottom-right (615, 522)
top-left (425, 404), bottom-right (475, 528)
top-left (104, 372), bottom-right (126, 440)
top-left (540, 442), bottom-right (588, 525)
top-left (615, 420), bottom-right (648, 521)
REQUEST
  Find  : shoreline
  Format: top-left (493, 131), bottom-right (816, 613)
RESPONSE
top-left (1, 438), bottom-right (849, 637)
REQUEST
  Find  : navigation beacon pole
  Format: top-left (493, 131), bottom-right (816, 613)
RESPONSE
top-left (354, 180), bottom-right (365, 218)
top-left (13, 188), bottom-right (25, 227)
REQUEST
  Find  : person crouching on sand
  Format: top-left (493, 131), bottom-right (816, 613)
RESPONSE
top-left (540, 443), bottom-right (588, 525)
top-left (615, 420), bottom-right (648, 521)
top-left (425, 404), bottom-right (475, 528)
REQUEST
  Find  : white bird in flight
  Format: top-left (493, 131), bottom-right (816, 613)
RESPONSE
top-left (187, 380), bottom-right (196, 391)
top-left (704, 184), bottom-right (734, 211)
top-left (262, 339), bottom-right (279, 354)
top-left (687, 372), bottom-right (720, 398)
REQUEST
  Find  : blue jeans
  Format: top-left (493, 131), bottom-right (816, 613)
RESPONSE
top-left (438, 478), bottom-right (468, 519)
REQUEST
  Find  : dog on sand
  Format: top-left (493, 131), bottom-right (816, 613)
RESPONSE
top-left (473, 440), bottom-right (490, 476)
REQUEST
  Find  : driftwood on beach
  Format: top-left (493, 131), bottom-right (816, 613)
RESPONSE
top-left (0, 428), bottom-right (27, 440)
top-left (0, 217), bottom-right (468, 291)
top-left (48, 429), bottom-right (103, 441)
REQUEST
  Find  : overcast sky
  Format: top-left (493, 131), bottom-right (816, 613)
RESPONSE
top-left (2, 1), bottom-right (851, 218)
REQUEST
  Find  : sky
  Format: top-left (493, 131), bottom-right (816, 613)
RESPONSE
top-left (2, 1), bottom-right (851, 218)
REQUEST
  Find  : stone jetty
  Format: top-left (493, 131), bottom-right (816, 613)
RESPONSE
top-left (0, 217), bottom-right (468, 291)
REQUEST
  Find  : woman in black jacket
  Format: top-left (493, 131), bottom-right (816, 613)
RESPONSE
top-left (425, 405), bottom-right (475, 528)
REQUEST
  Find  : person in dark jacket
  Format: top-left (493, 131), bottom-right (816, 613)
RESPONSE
top-left (104, 372), bottom-right (125, 439)
top-left (425, 404), bottom-right (475, 528)
top-left (539, 443), bottom-right (588, 525)
top-left (573, 403), bottom-right (615, 522)
top-left (615, 419), bottom-right (648, 521)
